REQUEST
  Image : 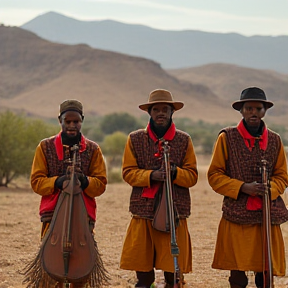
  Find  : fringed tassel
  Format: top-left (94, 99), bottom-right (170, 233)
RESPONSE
top-left (88, 239), bottom-right (110, 288)
top-left (19, 248), bottom-right (57, 288)
top-left (20, 241), bottom-right (110, 288)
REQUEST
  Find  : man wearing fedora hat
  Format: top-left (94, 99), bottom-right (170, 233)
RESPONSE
top-left (207, 87), bottom-right (288, 288)
top-left (120, 89), bottom-right (198, 287)
top-left (26, 99), bottom-right (108, 287)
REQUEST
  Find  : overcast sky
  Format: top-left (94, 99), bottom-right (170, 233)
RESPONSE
top-left (1, 0), bottom-right (288, 36)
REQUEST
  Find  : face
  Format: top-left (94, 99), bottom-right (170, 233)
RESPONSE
top-left (149, 103), bottom-right (174, 127)
top-left (240, 101), bottom-right (266, 128)
top-left (59, 111), bottom-right (83, 137)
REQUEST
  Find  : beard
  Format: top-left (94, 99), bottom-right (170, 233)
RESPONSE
top-left (61, 132), bottom-right (81, 146)
top-left (150, 117), bottom-right (172, 138)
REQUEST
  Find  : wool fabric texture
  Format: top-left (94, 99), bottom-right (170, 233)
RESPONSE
top-left (59, 99), bottom-right (84, 117)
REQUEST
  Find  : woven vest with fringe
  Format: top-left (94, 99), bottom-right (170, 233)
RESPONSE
top-left (222, 127), bottom-right (288, 225)
top-left (39, 135), bottom-right (98, 221)
top-left (129, 128), bottom-right (191, 219)
top-left (41, 135), bottom-right (96, 178)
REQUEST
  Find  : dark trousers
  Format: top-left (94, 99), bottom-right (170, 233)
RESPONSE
top-left (135, 270), bottom-right (155, 287)
top-left (135, 271), bottom-right (179, 287)
top-left (229, 270), bottom-right (264, 288)
top-left (164, 271), bottom-right (179, 285)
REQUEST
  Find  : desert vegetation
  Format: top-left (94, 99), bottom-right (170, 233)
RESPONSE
top-left (1, 111), bottom-right (288, 187)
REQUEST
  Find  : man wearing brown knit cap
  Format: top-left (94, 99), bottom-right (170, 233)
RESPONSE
top-left (120, 89), bottom-right (198, 287)
top-left (25, 99), bottom-right (108, 288)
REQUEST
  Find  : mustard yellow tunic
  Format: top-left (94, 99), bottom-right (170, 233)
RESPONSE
top-left (208, 132), bottom-right (288, 275)
top-left (120, 134), bottom-right (198, 273)
top-left (31, 140), bottom-right (107, 199)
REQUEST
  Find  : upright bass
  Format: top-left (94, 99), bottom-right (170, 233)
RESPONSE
top-left (22, 144), bottom-right (109, 288)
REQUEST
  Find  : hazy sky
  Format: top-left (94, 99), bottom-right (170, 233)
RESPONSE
top-left (1, 0), bottom-right (288, 36)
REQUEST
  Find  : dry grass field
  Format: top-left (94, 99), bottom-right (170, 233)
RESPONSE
top-left (1, 155), bottom-right (288, 288)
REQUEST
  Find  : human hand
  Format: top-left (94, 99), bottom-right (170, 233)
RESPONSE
top-left (170, 163), bottom-right (177, 179)
top-left (76, 172), bottom-right (89, 189)
top-left (55, 175), bottom-right (69, 189)
top-left (241, 182), bottom-right (267, 196)
top-left (151, 170), bottom-right (166, 182)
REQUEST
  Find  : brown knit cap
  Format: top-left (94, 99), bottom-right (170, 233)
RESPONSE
top-left (59, 99), bottom-right (84, 117)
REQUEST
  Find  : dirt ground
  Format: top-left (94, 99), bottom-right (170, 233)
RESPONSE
top-left (1, 155), bottom-right (288, 288)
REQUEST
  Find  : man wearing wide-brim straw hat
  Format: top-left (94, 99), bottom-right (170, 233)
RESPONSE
top-left (120, 89), bottom-right (198, 287)
top-left (207, 87), bottom-right (288, 288)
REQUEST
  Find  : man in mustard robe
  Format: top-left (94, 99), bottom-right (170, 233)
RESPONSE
top-left (120, 89), bottom-right (198, 288)
top-left (208, 87), bottom-right (288, 288)
top-left (28, 100), bottom-right (107, 288)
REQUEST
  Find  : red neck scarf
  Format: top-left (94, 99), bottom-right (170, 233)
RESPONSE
top-left (146, 122), bottom-right (176, 142)
top-left (237, 119), bottom-right (268, 151)
top-left (237, 119), bottom-right (268, 211)
top-left (142, 122), bottom-right (176, 199)
top-left (54, 132), bottom-right (87, 160)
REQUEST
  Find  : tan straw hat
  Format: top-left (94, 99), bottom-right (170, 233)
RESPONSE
top-left (139, 89), bottom-right (184, 111)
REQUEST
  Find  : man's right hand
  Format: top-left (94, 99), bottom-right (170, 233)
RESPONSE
top-left (55, 175), bottom-right (68, 189)
top-left (241, 182), bottom-right (266, 196)
top-left (151, 170), bottom-right (166, 182)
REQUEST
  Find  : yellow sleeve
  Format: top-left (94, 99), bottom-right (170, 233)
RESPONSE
top-left (30, 142), bottom-right (58, 196)
top-left (30, 142), bottom-right (107, 198)
top-left (84, 145), bottom-right (107, 198)
top-left (173, 137), bottom-right (198, 188)
top-left (122, 134), bottom-right (198, 188)
top-left (269, 141), bottom-right (288, 200)
top-left (122, 135), bottom-right (153, 187)
top-left (207, 132), bottom-right (244, 199)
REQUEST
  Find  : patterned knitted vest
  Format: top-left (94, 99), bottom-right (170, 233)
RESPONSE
top-left (129, 128), bottom-right (192, 219)
top-left (222, 127), bottom-right (288, 225)
top-left (40, 135), bottom-right (97, 178)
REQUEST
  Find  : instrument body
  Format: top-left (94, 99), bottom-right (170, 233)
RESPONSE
top-left (41, 145), bottom-right (96, 283)
top-left (261, 159), bottom-right (273, 288)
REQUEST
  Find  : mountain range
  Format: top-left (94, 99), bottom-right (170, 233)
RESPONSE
top-left (21, 11), bottom-right (288, 74)
top-left (0, 23), bottom-right (287, 126)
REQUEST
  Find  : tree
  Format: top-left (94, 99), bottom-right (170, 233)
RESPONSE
top-left (101, 131), bottom-right (128, 183)
top-left (99, 112), bottom-right (143, 135)
top-left (101, 131), bottom-right (127, 163)
top-left (0, 111), bottom-right (58, 186)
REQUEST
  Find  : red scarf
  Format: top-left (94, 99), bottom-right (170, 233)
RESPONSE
top-left (54, 132), bottom-right (86, 160)
top-left (237, 120), bottom-right (268, 211)
top-left (142, 122), bottom-right (176, 198)
top-left (237, 119), bottom-right (268, 152)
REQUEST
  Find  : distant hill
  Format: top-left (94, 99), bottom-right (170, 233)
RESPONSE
top-left (1, 26), bottom-right (287, 126)
top-left (1, 25), bottom-right (237, 124)
top-left (21, 11), bottom-right (288, 74)
top-left (168, 64), bottom-right (288, 125)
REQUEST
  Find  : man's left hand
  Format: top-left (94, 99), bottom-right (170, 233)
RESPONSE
top-left (76, 172), bottom-right (89, 189)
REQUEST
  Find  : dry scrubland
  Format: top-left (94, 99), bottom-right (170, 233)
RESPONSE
top-left (1, 156), bottom-right (288, 288)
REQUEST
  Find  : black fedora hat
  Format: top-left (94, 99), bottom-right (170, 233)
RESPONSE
top-left (232, 87), bottom-right (274, 111)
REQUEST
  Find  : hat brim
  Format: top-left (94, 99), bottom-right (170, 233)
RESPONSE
top-left (232, 99), bottom-right (274, 111)
top-left (139, 101), bottom-right (184, 111)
